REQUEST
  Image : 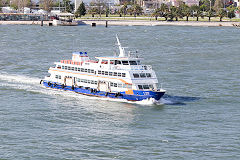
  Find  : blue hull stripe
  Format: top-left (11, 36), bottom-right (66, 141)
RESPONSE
top-left (42, 81), bottom-right (165, 101)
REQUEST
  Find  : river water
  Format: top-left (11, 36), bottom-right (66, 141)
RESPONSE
top-left (0, 25), bottom-right (240, 159)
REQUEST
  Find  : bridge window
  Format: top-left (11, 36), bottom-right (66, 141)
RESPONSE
top-left (133, 73), bottom-right (139, 78)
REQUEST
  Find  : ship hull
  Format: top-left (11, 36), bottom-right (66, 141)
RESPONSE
top-left (42, 81), bottom-right (165, 101)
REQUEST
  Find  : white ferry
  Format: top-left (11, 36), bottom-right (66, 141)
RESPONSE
top-left (41, 36), bottom-right (166, 101)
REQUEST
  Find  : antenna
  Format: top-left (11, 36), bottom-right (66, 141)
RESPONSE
top-left (116, 34), bottom-right (126, 57)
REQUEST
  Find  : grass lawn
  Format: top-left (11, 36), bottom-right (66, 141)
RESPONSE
top-left (76, 14), bottom-right (240, 22)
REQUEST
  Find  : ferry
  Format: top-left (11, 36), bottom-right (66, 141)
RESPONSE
top-left (41, 35), bottom-right (166, 101)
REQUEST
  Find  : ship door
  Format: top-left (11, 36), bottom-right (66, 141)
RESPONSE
top-left (65, 76), bottom-right (73, 86)
top-left (98, 81), bottom-right (109, 92)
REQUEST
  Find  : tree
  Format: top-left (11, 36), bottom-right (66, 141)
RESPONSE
top-left (75, 2), bottom-right (86, 17)
top-left (227, 5), bottom-right (236, 19)
top-left (62, 0), bottom-right (72, 13)
top-left (207, 9), bottom-right (215, 21)
top-left (217, 8), bottom-right (226, 21)
top-left (120, 3), bottom-right (127, 17)
top-left (182, 5), bottom-right (192, 21)
top-left (160, 3), bottom-right (169, 21)
top-left (129, 4), bottom-right (143, 17)
top-left (168, 6), bottom-right (177, 21)
top-left (191, 5), bottom-right (202, 21)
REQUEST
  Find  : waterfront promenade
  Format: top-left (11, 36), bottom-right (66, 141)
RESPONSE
top-left (1, 19), bottom-right (240, 27)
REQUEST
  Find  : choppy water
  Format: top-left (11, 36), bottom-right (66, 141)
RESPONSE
top-left (0, 25), bottom-right (240, 159)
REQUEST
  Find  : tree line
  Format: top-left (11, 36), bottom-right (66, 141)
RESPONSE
top-left (152, 0), bottom-right (238, 21)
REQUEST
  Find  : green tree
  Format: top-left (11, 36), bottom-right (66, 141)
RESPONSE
top-left (227, 5), bottom-right (236, 19)
top-left (181, 4), bottom-right (191, 21)
top-left (129, 4), bottom-right (143, 17)
top-left (217, 8), bottom-right (226, 21)
top-left (191, 5), bottom-right (202, 21)
top-left (168, 6), bottom-right (177, 21)
top-left (207, 9), bottom-right (215, 21)
top-left (75, 2), bottom-right (86, 17)
top-left (120, 3), bottom-right (128, 17)
top-left (160, 3), bottom-right (169, 21)
top-left (62, 0), bottom-right (72, 13)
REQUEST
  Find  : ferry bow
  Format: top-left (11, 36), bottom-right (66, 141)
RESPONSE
top-left (41, 36), bottom-right (166, 101)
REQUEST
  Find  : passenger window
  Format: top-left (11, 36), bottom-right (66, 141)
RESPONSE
top-left (143, 85), bottom-right (149, 89)
top-left (140, 73), bottom-right (146, 78)
top-left (75, 67), bottom-right (77, 71)
top-left (78, 68), bottom-right (80, 71)
top-left (138, 85), bottom-right (143, 89)
top-left (114, 83), bottom-right (117, 87)
top-left (146, 73), bottom-right (151, 78)
top-left (129, 61), bottom-right (137, 65)
top-left (122, 61), bottom-right (129, 65)
top-left (98, 70), bottom-right (101, 74)
top-left (118, 73), bottom-right (121, 77)
top-left (88, 69), bottom-right (91, 73)
top-left (109, 72), bottom-right (113, 76)
top-left (84, 69), bottom-right (87, 72)
top-left (118, 83), bottom-right (123, 88)
top-left (122, 73), bottom-right (126, 77)
top-left (113, 72), bottom-right (117, 76)
top-left (105, 71), bottom-right (108, 75)
top-left (81, 68), bottom-right (84, 72)
top-left (116, 60), bottom-right (121, 65)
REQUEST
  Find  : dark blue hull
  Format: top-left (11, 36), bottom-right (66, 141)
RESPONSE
top-left (42, 81), bottom-right (165, 101)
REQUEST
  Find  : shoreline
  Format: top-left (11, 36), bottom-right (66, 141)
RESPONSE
top-left (1, 20), bottom-right (240, 27)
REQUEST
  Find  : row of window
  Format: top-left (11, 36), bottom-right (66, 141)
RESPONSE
top-left (76, 78), bottom-right (131, 89)
top-left (59, 65), bottom-right (95, 74)
top-left (98, 70), bottom-right (126, 77)
top-left (101, 60), bottom-right (140, 65)
top-left (57, 65), bottom-right (127, 78)
top-left (133, 73), bottom-right (152, 78)
top-left (138, 84), bottom-right (153, 90)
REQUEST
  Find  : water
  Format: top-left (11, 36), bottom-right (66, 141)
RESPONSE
top-left (0, 25), bottom-right (240, 159)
